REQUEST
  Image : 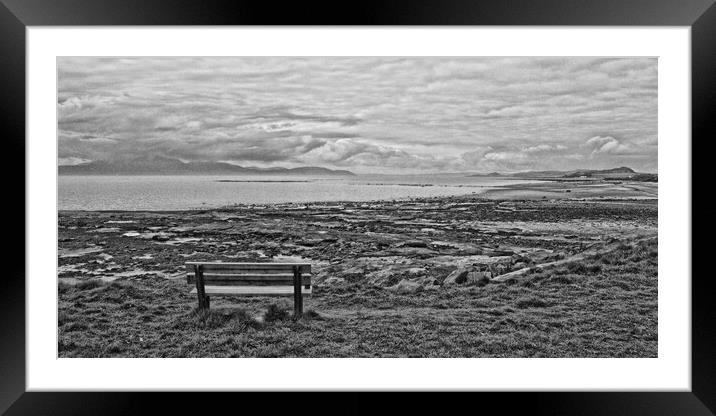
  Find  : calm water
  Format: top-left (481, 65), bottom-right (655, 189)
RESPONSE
top-left (58, 175), bottom-right (535, 211)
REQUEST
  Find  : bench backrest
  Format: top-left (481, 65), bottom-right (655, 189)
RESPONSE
top-left (186, 262), bottom-right (311, 286)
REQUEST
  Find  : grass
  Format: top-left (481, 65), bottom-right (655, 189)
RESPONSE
top-left (263, 303), bottom-right (290, 322)
top-left (58, 239), bottom-right (657, 357)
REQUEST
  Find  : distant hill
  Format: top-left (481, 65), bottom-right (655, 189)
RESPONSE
top-left (469, 166), bottom-right (656, 182)
top-left (509, 170), bottom-right (565, 178)
top-left (468, 172), bottom-right (508, 177)
top-left (58, 156), bottom-right (355, 176)
top-left (561, 166), bottom-right (635, 178)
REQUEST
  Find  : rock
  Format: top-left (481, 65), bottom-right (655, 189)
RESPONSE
top-left (387, 279), bottom-right (423, 293)
top-left (429, 241), bottom-right (457, 250)
top-left (90, 227), bottom-right (121, 233)
top-left (58, 246), bottom-right (104, 258)
top-left (458, 247), bottom-right (483, 256)
top-left (422, 278), bottom-right (441, 290)
top-left (467, 271), bottom-right (491, 286)
top-left (167, 226), bottom-right (192, 233)
top-left (391, 247), bottom-right (438, 257)
top-left (405, 267), bottom-right (427, 277)
top-left (489, 263), bottom-right (511, 275)
top-left (532, 252), bottom-right (563, 263)
top-left (297, 238), bottom-right (323, 247)
top-left (151, 233), bottom-right (172, 241)
top-left (187, 223), bottom-right (233, 232)
top-left (487, 249), bottom-right (516, 257)
top-left (403, 240), bottom-right (428, 248)
top-left (511, 253), bottom-right (528, 261)
top-left (444, 268), bottom-right (469, 285)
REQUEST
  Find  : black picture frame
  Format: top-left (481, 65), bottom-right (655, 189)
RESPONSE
top-left (2, 0), bottom-right (712, 414)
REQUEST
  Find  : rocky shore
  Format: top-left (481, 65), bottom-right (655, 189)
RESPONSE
top-left (57, 181), bottom-right (658, 357)
top-left (58, 182), bottom-right (657, 292)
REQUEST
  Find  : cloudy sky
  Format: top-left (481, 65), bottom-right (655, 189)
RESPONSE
top-left (58, 57), bottom-right (657, 174)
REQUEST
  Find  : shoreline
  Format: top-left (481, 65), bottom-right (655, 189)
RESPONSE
top-left (58, 180), bottom-right (657, 286)
top-left (57, 179), bottom-right (657, 214)
top-left (58, 179), bottom-right (658, 358)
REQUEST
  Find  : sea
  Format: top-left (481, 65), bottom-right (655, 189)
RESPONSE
top-left (58, 174), bottom-right (536, 211)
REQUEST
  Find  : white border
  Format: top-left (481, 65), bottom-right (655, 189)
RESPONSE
top-left (27, 27), bottom-right (691, 391)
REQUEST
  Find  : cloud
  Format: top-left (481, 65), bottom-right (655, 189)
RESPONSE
top-left (459, 142), bottom-right (595, 172)
top-left (57, 57), bottom-right (658, 173)
top-left (585, 136), bottom-right (634, 155)
top-left (299, 138), bottom-right (454, 171)
top-left (523, 144), bottom-right (568, 153)
top-left (244, 107), bottom-right (363, 128)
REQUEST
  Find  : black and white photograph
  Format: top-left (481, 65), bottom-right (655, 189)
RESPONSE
top-left (57, 56), bottom-right (658, 358)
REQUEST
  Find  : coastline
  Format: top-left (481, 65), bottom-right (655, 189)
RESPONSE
top-left (57, 178), bottom-right (657, 214)
top-left (58, 180), bottom-right (658, 357)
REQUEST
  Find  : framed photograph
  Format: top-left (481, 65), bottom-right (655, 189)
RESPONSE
top-left (4, 0), bottom-right (713, 413)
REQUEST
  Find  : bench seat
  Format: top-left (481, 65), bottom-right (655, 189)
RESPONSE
top-left (186, 262), bottom-right (312, 315)
top-left (190, 285), bottom-right (312, 296)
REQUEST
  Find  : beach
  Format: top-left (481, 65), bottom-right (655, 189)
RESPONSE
top-left (58, 180), bottom-right (658, 357)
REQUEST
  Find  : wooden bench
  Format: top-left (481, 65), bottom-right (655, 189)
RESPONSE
top-left (186, 262), bottom-right (312, 317)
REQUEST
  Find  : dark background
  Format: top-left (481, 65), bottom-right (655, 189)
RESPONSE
top-left (1, 0), bottom-right (712, 414)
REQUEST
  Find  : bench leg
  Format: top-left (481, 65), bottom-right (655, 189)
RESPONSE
top-left (195, 265), bottom-right (209, 311)
top-left (293, 267), bottom-right (303, 319)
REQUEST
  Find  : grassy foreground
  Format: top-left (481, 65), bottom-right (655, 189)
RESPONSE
top-left (58, 238), bottom-right (657, 358)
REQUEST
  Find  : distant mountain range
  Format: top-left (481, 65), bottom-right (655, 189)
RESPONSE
top-left (58, 156), bottom-right (356, 176)
top-left (470, 167), bottom-right (657, 182)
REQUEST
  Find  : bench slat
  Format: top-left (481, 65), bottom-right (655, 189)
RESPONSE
top-left (190, 285), bottom-right (313, 296)
top-left (185, 262), bottom-right (311, 274)
top-left (187, 273), bottom-right (311, 285)
top-left (185, 267), bottom-right (311, 276)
